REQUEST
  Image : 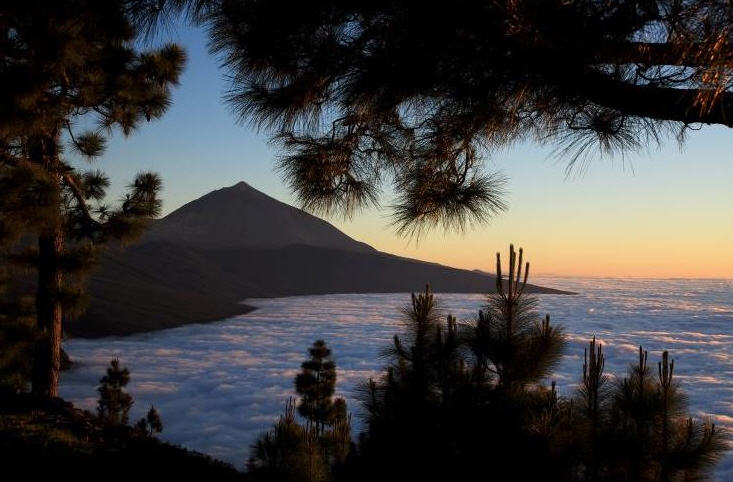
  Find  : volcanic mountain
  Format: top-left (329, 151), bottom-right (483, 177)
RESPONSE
top-left (70, 182), bottom-right (569, 337)
top-left (140, 181), bottom-right (374, 252)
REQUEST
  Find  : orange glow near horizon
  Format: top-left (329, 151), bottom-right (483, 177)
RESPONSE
top-left (335, 222), bottom-right (733, 279)
top-left (330, 135), bottom-right (733, 279)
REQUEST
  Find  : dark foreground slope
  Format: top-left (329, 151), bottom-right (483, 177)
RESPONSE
top-left (71, 182), bottom-right (571, 337)
top-left (0, 395), bottom-right (244, 481)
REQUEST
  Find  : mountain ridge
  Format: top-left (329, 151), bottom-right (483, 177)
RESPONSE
top-left (71, 182), bottom-right (572, 338)
top-left (141, 181), bottom-right (374, 252)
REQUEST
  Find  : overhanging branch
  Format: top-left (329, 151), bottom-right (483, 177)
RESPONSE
top-left (593, 42), bottom-right (709, 67)
top-left (573, 73), bottom-right (733, 126)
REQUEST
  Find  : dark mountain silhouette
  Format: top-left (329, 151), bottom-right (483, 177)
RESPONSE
top-left (70, 182), bottom-right (571, 337)
top-left (141, 182), bottom-right (374, 252)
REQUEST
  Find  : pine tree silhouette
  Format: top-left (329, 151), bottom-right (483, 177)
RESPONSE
top-left (470, 244), bottom-right (566, 389)
top-left (295, 340), bottom-right (338, 435)
top-left (0, 1), bottom-right (185, 397)
top-left (136, 405), bottom-right (164, 437)
top-left (97, 359), bottom-right (133, 427)
top-left (250, 342), bottom-right (352, 482)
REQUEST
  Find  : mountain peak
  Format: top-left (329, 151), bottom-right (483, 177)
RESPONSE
top-left (142, 182), bottom-right (373, 253)
top-left (229, 180), bottom-right (254, 190)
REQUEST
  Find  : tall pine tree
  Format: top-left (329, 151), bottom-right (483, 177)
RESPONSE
top-left (469, 244), bottom-right (566, 390)
top-left (295, 340), bottom-right (338, 435)
top-left (0, 1), bottom-right (185, 396)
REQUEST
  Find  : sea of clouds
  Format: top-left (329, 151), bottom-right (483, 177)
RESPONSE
top-left (60, 277), bottom-right (733, 479)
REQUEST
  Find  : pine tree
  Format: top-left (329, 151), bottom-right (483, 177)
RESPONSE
top-left (247, 398), bottom-right (329, 482)
top-left (577, 337), bottom-right (611, 480)
top-left (607, 347), bottom-right (724, 481)
top-left (356, 285), bottom-right (479, 481)
top-left (250, 343), bottom-right (352, 482)
top-left (561, 342), bottom-right (727, 481)
top-left (322, 398), bottom-right (351, 467)
top-left (464, 246), bottom-right (566, 479)
top-left (97, 359), bottom-right (134, 426)
top-left (469, 244), bottom-right (566, 390)
top-left (0, 1), bottom-right (186, 397)
top-left (295, 340), bottom-right (337, 435)
top-left (135, 405), bottom-right (164, 436)
top-left (146, 405), bottom-right (164, 435)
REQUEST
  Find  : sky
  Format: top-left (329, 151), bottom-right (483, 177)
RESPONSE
top-left (96, 25), bottom-right (733, 279)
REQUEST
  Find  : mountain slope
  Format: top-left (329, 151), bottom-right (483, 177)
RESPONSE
top-left (141, 181), bottom-right (373, 252)
top-left (71, 182), bottom-right (571, 337)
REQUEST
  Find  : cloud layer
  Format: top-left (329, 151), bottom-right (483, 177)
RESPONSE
top-left (60, 277), bottom-right (733, 478)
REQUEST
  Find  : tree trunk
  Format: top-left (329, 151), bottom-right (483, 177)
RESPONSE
top-left (32, 226), bottom-right (64, 397)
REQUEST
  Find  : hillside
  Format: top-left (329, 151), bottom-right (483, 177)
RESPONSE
top-left (142, 181), bottom-right (374, 252)
top-left (70, 182), bottom-right (571, 337)
top-left (0, 394), bottom-right (245, 481)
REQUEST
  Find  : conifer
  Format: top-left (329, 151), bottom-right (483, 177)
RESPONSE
top-left (247, 399), bottom-right (329, 482)
top-left (136, 405), bottom-right (164, 436)
top-left (470, 244), bottom-right (565, 389)
top-left (97, 359), bottom-right (133, 426)
top-left (251, 343), bottom-right (352, 482)
top-left (0, 1), bottom-right (186, 396)
top-left (295, 340), bottom-right (337, 435)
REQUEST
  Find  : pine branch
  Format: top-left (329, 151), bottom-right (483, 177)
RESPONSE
top-left (62, 173), bottom-right (101, 234)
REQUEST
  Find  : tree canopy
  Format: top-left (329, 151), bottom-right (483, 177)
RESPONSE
top-left (137, 0), bottom-right (733, 234)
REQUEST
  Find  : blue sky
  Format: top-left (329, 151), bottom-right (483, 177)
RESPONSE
top-left (96, 25), bottom-right (733, 278)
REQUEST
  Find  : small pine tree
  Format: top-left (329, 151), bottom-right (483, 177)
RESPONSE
top-left (357, 285), bottom-right (473, 481)
top-left (146, 405), bottom-right (164, 435)
top-left (97, 359), bottom-right (133, 426)
top-left (295, 340), bottom-right (337, 435)
top-left (136, 405), bottom-right (164, 437)
top-left (247, 399), bottom-right (329, 482)
top-left (249, 343), bottom-right (352, 482)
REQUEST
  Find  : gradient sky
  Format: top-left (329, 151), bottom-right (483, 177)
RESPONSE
top-left (96, 26), bottom-right (733, 279)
